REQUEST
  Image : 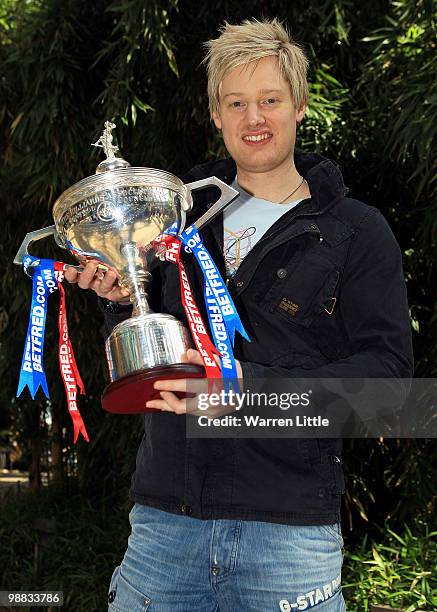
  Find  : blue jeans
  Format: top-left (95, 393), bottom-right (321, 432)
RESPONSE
top-left (108, 504), bottom-right (345, 611)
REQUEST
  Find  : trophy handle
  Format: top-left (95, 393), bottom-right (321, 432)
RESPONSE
top-left (13, 225), bottom-right (71, 266)
top-left (13, 225), bottom-right (99, 272)
top-left (184, 177), bottom-right (239, 231)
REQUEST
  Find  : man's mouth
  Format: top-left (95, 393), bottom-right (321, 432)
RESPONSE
top-left (242, 132), bottom-right (273, 143)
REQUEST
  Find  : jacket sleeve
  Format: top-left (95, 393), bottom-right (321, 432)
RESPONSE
top-left (97, 299), bottom-right (133, 340)
top-left (241, 208), bottom-right (414, 383)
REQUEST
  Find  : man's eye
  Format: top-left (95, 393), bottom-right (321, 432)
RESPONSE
top-left (230, 101), bottom-right (244, 108)
top-left (264, 98), bottom-right (278, 105)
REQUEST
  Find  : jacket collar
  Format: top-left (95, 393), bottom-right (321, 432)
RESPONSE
top-left (183, 151), bottom-right (348, 214)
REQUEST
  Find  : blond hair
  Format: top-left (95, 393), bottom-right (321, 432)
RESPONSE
top-left (203, 18), bottom-right (309, 117)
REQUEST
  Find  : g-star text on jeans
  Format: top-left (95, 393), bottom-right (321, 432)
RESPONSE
top-left (279, 574), bottom-right (341, 610)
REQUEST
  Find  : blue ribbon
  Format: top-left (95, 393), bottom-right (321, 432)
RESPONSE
top-left (164, 223), bottom-right (250, 386)
top-left (17, 255), bottom-right (59, 399)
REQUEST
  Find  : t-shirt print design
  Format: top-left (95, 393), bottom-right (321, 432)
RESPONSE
top-left (224, 225), bottom-right (256, 279)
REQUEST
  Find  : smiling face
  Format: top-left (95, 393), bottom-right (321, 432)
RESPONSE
top-left (212, 56), bottom-right (306, 177)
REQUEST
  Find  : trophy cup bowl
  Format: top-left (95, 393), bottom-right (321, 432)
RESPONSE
top-left (14, 133), bottom-right (238, 415)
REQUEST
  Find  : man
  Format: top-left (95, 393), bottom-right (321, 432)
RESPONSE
top-left (66, 18), bottom-right (413, 612)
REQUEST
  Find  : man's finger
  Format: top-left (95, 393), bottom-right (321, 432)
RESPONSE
top-left (154, 378), bottom-right (188, 393)
top-left (185, 348), bottom-right (223, 370)
top-left (158, 391), bottom-right (187, 414)
top-left (64, 267), bottom-right (79, 284)
top-left (146, 391), bottom-right (187, 414)
top-left (186, 349), bottom-right (209, 367)
top-left (77, 262), bottom-right (99, 289)
top-left (146, 398), bottom-right (174, 412)
top-left (99, 269), bottom-right (118, 294)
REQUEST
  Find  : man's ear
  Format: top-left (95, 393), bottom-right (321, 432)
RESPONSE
top-left (296, 104), bottom-right (306, 123)
top-left (212, 110), bottom-right (222, 130)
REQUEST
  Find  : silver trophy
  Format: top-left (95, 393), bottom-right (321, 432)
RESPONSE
top-left (14, 122), bottom-right (238, 414)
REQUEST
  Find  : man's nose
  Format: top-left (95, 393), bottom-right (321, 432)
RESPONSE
top-left (246, 103), bottom-right (265, 127)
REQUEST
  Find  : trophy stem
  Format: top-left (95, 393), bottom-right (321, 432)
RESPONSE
top-left (125, 276), bottom-right (152, 317)
top-left (120, 241), bottom-right (153, 317)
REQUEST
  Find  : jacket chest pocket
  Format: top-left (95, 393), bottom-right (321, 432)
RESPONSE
top-left (263, 255), bottom-right (341, 328)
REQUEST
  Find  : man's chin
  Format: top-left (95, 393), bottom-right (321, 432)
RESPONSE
top-left (229, 146), bottom-right (293, 175)
top-left (234, 157), bottom-right (286, 175)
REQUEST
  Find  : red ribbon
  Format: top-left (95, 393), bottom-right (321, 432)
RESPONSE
top-left (154, 235), bottom-right (221, 379)
top-left (54, 263), bottom-right (89, 443)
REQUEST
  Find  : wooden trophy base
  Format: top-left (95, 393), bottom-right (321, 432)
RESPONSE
top-left (101, 364), bottom-right (205, 414)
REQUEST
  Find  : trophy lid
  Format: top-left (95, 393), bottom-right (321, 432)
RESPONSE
top-left (91, 120), bottom-right (131, 174)
top-left (51, 121), bottom-right (191, 272)
top-left (52, 121), bottom-right (190, 225)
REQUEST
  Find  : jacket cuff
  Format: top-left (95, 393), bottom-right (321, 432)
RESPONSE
top-left (97, 298), bottom-right (133, 339)
top-left (240, 360), bottom-right (266, 388)
top-left (98, 297), bottom-right (132, 314)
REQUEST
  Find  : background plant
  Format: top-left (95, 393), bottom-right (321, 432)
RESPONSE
top-left (343, 522), bottom-right (436, 611)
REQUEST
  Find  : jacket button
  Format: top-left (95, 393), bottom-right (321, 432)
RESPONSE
top-left (236, 281), bottom-right (244, 288)
top-left (309, 223), bottom-right (318, 230)
top-left (108, 590), bottom-right (116, 604)
top-left (211, 565), bottom-right (220, 576)
top-left (181, 504), bottom-right (193, 515)
top-left (277, 268), bottom-right (287, 279)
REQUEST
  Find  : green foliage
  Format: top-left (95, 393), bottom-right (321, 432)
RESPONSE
top-left (95, 0), bottom-right (179, 126)
top-left (3, 1), bottom-right (101, 202)
top-left (343, 439), bottom-right (436, 537)
top-left (350, 0), bottom-right (437, 376)
top-left (343, 522), bottom-right (437, 611)
top-left (300, 65), bottom-right (349, 151)
top-left (0, 484), bottom-right (131, 609)
top-left (359, 0), bottom-right (436, 201)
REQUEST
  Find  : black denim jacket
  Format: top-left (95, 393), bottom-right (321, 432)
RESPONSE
top-left (102, 152), bottom-right (413, 525)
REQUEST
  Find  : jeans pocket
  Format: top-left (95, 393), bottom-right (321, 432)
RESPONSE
top-left (107, 566), bottom-right (152, 612)
top-left (320, 523), bottom-right (344, 549)
top-left (108, 566), bottom-right (120, 610)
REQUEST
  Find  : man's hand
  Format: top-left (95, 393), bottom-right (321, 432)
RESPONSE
top-left (147, 348), bottom-right (243, 415)
top-left (64, 260), bottom-right (131, 303)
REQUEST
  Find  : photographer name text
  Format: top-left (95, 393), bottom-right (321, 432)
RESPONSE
top-left (197, 415), bottom-right (329, 428)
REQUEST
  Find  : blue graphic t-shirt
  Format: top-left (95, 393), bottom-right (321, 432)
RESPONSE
top-left (223, 179), bottom-right (303, 279)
